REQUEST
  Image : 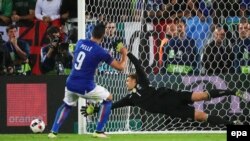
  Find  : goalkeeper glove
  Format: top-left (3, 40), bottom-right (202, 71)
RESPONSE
top-left (80, 104), bottom-right (99, 117)
top-left (112, 39), bottom-right (124, 52)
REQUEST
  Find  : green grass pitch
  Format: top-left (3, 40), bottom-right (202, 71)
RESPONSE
top-left (0, 133), bottom-right (226, 141)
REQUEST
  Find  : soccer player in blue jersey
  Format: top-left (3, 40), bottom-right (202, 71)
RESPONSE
top-left (48, 23), bottom-right (128, 138)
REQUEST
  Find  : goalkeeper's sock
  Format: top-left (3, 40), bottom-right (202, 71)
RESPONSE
top-left (96, 100), bottom-right (112, 132)
top-left (207, 90), bottom-right (236, 99)
top-left (51, 103), bottom-right (72, 133)
top-left (206, 115), bottom-right (232, 126)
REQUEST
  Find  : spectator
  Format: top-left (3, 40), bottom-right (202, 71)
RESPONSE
top-left (248, 19), bottom-right (250, 37)
top-left (240, 0), bottom-right (249, 17)
top-left (60, 0), bottom-right (77, 44)
top-left (184, 0), bottom-right (213, 51)
top-left (0, 47), bottom-right (5, 74)
top-left (202, 26), bottom-right (234, 74)
top-left (162, 0), bottom-right (189, 20)
top-left (35, 0), bottom-right (62, 27)
top-left (233, 17), bottom-right (250, 73)
top-left (213, 0), bottom-right (240, 24)
top-left (131, 0), bottom-right (143, 21)
top-left (0, 34), bottom-right (7, 74)
top-left (0, 0), bottom-right (12, 26)
top-left (222, 0), bottom-right (243, 45)
top-left (0, 33), bottom-right (15, 75)
top-left (40, 26), bottom-right (73, 75)
top-left (151, 0), bottom-right (190, 74)
top-left (159, 23), bottom-right (177, 66)
top-left (11, 0), bottom-right (36, 27)
top-left (187, 0), bottom-right (212, 21)
top-left (163, 19), bottom-right (198, 74)
top-left (3, 24), bottom-right (31, 75)
top-left (183, 15), bottom-right (212, 51)
top-left (146, 0), bottom-right (164, 19)
top-left (85, 13), bottom-right (95, 40)
top-left (86, 0), bottom-right (132, 22)
top-left (98, 21), bottom-right (126, 74)
top-left (85, 14), bottom-right (106, 41)
top-left (60, 0), bottom-right (77, 25)
top-left (0, 47), bottom-right (14, 75)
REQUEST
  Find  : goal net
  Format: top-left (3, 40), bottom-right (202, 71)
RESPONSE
top-left (79, 0), bottom-right (250, 133)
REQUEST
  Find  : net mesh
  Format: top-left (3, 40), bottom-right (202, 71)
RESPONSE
top-left (83, 0), bottom-right (250, 133)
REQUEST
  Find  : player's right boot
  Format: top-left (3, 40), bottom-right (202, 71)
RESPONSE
top-left (232, 120), bottom-right (243, 125)
top-left (92, 131), bottom-right (108, 138)
top-left (235, 90), bottom-right (249, 101)
top-left (48, 132), bottom-right (57, 138)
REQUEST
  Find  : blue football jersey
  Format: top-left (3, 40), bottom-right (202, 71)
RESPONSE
top-left (66, 39), bottom-right (114, 94)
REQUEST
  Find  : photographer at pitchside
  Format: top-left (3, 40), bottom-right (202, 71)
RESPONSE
top-left (40, 26), bottom-right (73, 75)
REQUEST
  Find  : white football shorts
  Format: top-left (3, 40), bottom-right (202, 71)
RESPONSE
top-left (63, 85), bottom-right (110, 106)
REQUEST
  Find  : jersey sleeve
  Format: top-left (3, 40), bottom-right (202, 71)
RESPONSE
top-left (127, 52), bottom-right (150, 87)
top-left (99, 48), bottom-right (114, 65)
top-left (20, 40), bottom-right (30, 57)
top-left (112, 94), bottom-right (134, 109)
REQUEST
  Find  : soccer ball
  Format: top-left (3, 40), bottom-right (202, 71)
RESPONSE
top-left (30, 119), bottom-right (45, 133)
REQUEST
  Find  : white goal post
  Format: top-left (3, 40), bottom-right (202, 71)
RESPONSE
top-left (78, 0), bottom-right (250, 134)
top-left (77, 0), bottom-right (86, 134)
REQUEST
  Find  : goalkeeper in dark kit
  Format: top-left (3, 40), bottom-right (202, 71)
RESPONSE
top-left (82, 52), bottom-right (247, 126)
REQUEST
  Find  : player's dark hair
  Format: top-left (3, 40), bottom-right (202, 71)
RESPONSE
top-left (92, 23), bottom-right (106, 39)
top-left (6, 24), bottom-right (17, 33)
top-left (128, 73), bottom-right (138, 83)
top-left (47, 26), bottom-right (60, 36)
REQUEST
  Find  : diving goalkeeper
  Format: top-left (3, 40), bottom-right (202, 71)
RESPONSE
top-left (82, 52), bottom-right (246, 126)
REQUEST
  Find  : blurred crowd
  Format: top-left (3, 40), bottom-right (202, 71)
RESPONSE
top-left (86, 0), bottom-right (250, 75)
top-left (0, 0), bottom-right (249, 75)
top-left (0, 0), bottom-right (77, 75)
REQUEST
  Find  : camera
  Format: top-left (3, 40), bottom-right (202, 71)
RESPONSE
top-left (49, 36), bottom-right (61, 49)
top-left (52, 37), bottom-right (60, 44)
top-left (58, 42), bottom-right (69, 51)
top-left (49, 36), bottom-right (66, 75)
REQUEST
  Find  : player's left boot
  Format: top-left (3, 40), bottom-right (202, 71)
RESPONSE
top-left (235, 90), bottom-right (249, 101)
top-left (92, 131), bottom-right (108, 138)
top-left (48, 132), bottom-right (57, 138)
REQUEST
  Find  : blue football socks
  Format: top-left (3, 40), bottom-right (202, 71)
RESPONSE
top-left (96, 100), bottom-right (112, 132)
top-left (51, 103), bottom-right (72, 133)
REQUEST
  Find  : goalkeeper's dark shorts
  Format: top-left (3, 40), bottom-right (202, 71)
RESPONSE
top-left (159, 88), bottom-right (195, 120)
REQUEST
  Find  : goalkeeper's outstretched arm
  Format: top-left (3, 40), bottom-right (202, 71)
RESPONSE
top-left (127, 52), bottom-right (150, 87)
top-left (112, 95), bottom-right (134, 109)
